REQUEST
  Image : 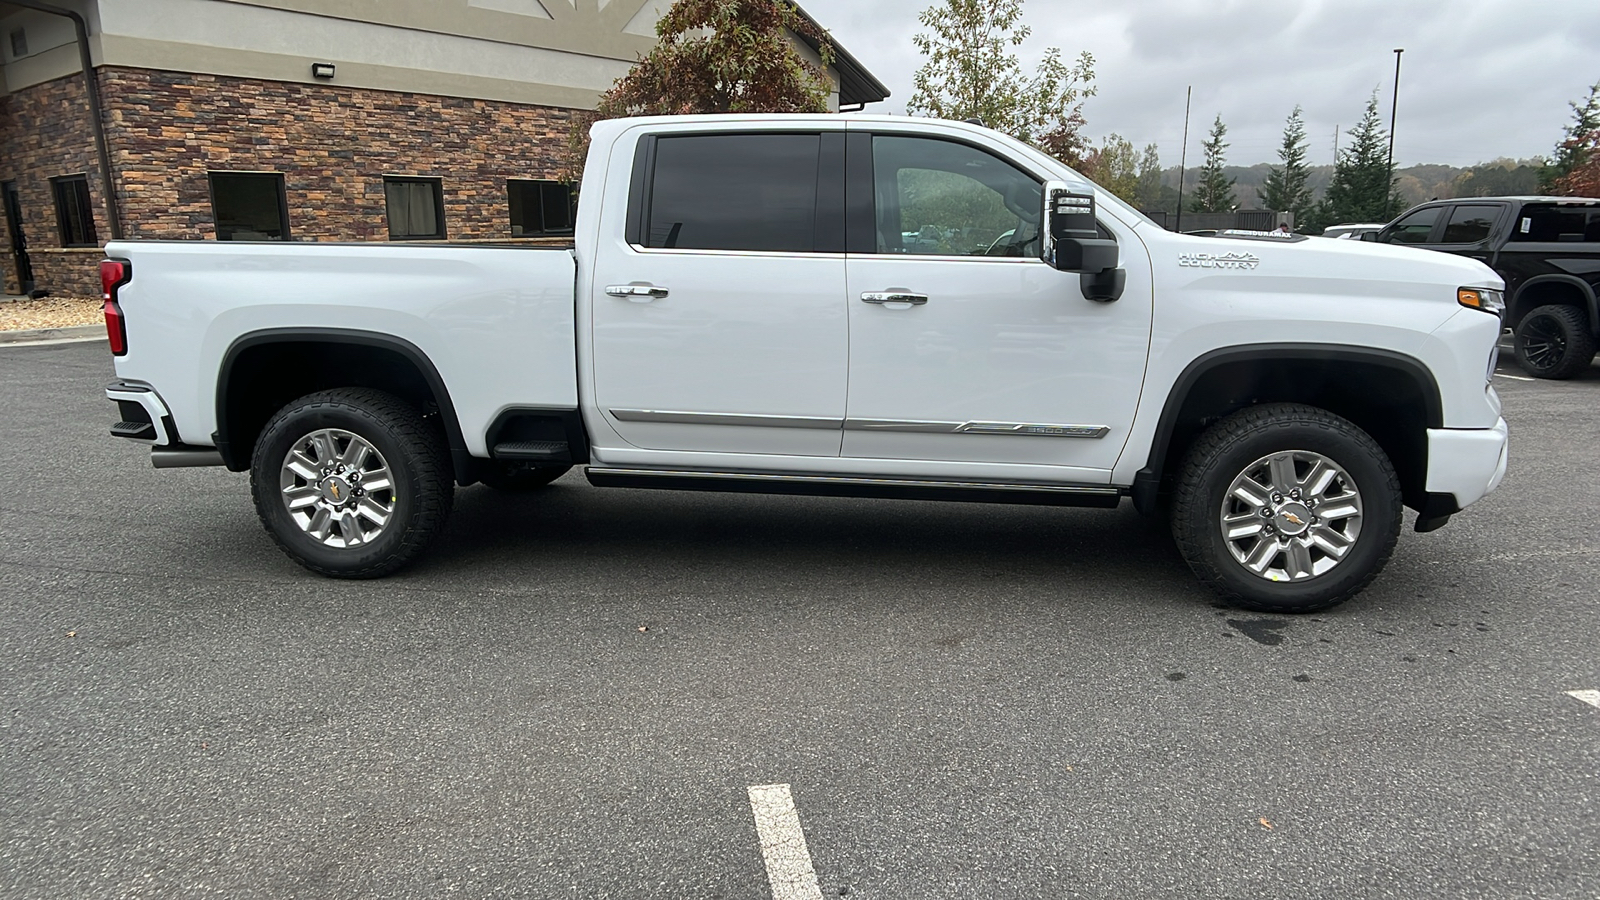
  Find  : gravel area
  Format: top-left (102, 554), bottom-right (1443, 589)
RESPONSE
top-left (0, 296), bottom-right (102, 331)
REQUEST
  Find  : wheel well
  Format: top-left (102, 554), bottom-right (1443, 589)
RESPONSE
top-left (1511, 279), bottom-right (1594, 330)
top-left (217, 336), bottom-right (465, 478)
top-left (1142, 356), bottom-right (1437, 513)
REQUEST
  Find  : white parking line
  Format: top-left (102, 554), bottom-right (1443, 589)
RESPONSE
top-left (1566, 689), bottom-right (1600, 710)
top-left (748, 784), bottom-right (824, 900)
top-left (1493, 372), bottom-right (1536, 382)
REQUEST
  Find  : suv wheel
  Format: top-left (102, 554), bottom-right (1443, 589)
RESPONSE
top-left (1171, 403), bottom-right (1402, 613)
top-left (250, 388), bottom-right (453, 578)
top-left (1514, 304), bottom-right (1597, 379)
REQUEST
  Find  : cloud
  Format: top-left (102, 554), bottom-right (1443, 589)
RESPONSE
top-left (803, 0), bottom-right (1600, 167)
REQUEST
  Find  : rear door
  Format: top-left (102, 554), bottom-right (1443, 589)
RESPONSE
top-left (588, 130), bottom-right (848, 457)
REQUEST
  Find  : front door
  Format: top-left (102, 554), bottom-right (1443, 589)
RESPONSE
top-left (2, 182), bottom-right (35, 295)
top-left (590, 130), bottom-right (848, 458)
top-left (841, 133), bottom-right (1151, 478)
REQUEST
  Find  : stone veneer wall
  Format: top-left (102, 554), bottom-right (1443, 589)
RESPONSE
top-left (100, 67), bottom-right (578, 243)
top-left (0, 74), bottom-right (110, 298)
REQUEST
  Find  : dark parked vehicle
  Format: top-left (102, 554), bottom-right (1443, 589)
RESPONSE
top-left (1369, 196), bottom-right (1600, 378)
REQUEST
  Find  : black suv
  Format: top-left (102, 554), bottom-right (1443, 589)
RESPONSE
top-left (1369, 196), bottom-right (1600, 378)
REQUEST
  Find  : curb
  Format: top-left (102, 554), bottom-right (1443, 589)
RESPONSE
top-left (0, 325), bottom-right (105, 345)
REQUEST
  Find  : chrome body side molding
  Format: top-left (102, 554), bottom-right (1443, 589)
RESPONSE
top-left (609, 409), bottom-right (842, 429)
top-left (845, 419), bottom-right (1109, 438)
top-left (609, 409), bottom-right (1109, 439)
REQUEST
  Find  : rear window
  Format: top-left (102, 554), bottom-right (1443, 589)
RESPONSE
top-left (645, 134), bottom-right (820, 253)
top-left (1510, 204), bottom-right (1600, 243)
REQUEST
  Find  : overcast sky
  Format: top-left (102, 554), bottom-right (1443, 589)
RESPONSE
top-left (801, 0), bottom-right (1600, 169)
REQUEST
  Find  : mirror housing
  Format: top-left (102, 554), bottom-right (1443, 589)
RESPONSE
top-left (1042, 181), bottom-right (1124, 302)
top-left (1042, 182), bottom-right (1118, 274)
top-left (1360, 231), bottom-right (1379, 242)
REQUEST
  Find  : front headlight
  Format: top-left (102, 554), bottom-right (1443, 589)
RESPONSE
top-left (1458, 287), bottom-right (1505, 316)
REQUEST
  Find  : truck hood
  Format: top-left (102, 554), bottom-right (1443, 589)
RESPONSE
top-left (1143, 229), bottom-right (1505, 292)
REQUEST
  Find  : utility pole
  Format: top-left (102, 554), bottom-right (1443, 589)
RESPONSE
top-left (1387, 48), bottom-right (1404, 176)
top-left (1174, 85), bottom-right (1191, 232)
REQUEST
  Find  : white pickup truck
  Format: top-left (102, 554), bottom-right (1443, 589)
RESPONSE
top-left (101, 114), bottom-right (1509, 612)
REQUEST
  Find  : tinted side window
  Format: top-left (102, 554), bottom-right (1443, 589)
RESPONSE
top-left (872, 136), bottom-right (1042, 257)
top-left (647, 134), bottom-right (819, 252)
top-left (1511, 204), bottom-right (1600, 243)
top-left (1441, 205), bottom-right (1499, 244)
top-left (1385, 207), bottom-right (1442, 244)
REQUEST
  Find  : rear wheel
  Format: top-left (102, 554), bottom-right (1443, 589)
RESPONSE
top-left (1171, 403), bottom-right (1402, 613)
top-left (250, 388), bottom-right (453, 578)
top-left (1514, 304), bottom-right (1596, 379)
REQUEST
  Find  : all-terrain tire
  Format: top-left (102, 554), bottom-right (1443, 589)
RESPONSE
top-left (250, 388), bottom-right (454, 578)
top-left (1513, 304), bottom-right (1597, 379)
top-left (1170, 403), bottom-right (1402, 613)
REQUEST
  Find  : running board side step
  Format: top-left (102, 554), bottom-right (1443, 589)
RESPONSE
top-left (584, 467), bottom-right (1123, 508)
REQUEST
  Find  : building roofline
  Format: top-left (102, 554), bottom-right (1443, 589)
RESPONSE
top-left (790, 2), bottom-right (890, 109)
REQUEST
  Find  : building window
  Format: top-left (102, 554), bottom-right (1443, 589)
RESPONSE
top-left (9, 29), bottom-right (26, 59)
top-left (384, 177), bottom-right (446, 240)
top-left (508, 180), bottom-right (575, 236)
top-left (208, 172), bottom-right (290, 241)
top-left (51, 176), bottom-right (98, 247)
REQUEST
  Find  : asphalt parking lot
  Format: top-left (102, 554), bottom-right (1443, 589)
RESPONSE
top-left (1, 339), bottom-right (1596, 899)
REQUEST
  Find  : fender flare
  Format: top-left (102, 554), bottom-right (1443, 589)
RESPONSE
top-left (1510, 274), bottom-right (1598, 335)
top-left (1130, 343), bottom-right (1444, 514)
top-left (214, 328), bottom-right (470, 481)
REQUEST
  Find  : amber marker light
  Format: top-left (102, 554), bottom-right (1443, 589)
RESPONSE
top-left (1458, 288), bottom-right (1504, 315)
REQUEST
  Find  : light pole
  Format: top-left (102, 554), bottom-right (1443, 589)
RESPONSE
top-left (1387, 48), bottom-right (1404, 178)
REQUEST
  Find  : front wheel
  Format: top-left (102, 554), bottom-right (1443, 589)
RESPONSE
top-left (1170, 403), bottom-right (1402, 613)
top-left (250, 388), bottom-right (454, 578)
top-left (1513, 304), bottom-right (1597, 379)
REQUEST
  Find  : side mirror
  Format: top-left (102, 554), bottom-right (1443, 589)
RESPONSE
top-left (1042, 181), bottom-right (1124, 302)
top-left (1360, 231), bottom-right (1379, 242)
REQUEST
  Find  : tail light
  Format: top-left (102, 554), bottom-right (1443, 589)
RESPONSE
top-left (100, 259), bottom-right (131, 356)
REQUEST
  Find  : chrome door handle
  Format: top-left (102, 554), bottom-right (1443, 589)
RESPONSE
top-left (861, 292), bottom-right (928, 305)
top-left (606, 284), bottom-right (669, 300)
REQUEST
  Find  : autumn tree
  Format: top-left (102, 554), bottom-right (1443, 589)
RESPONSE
top-left (1313, 93), bottom-right (1406, 229)
top-left (1541, 81), bottom-right (1600, 193)
top-left (908, 0), bottom-right (1096, 166)
top-left (1260, 106), bottom-right (1313, 228)
top-left (566, 0), bottom-right (833, 179)
top-left (1083, 134), bottom-right (1138, 202)
top-left (1189, 115), bottom-right (1236, 213)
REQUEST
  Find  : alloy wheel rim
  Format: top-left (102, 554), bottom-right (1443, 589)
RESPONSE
top-left (1219, 450), bottom-right (1364, 583)
top-left (278, 428), bottom-right (396, 549)
top-left (1521, 315), bottom-right (1566, 370)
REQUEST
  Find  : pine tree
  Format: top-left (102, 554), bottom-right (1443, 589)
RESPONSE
top-left (1260, 106), bottom-right (1313, 228)
top-left (1314, 92), bottom-right (1405, 228)
top-left (1189, 115), bottom-right (1236, 213)
top-left (909, 0), bottom-right (1096, 166)
top-left (1542, 81), bottom-right (1600, 193)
